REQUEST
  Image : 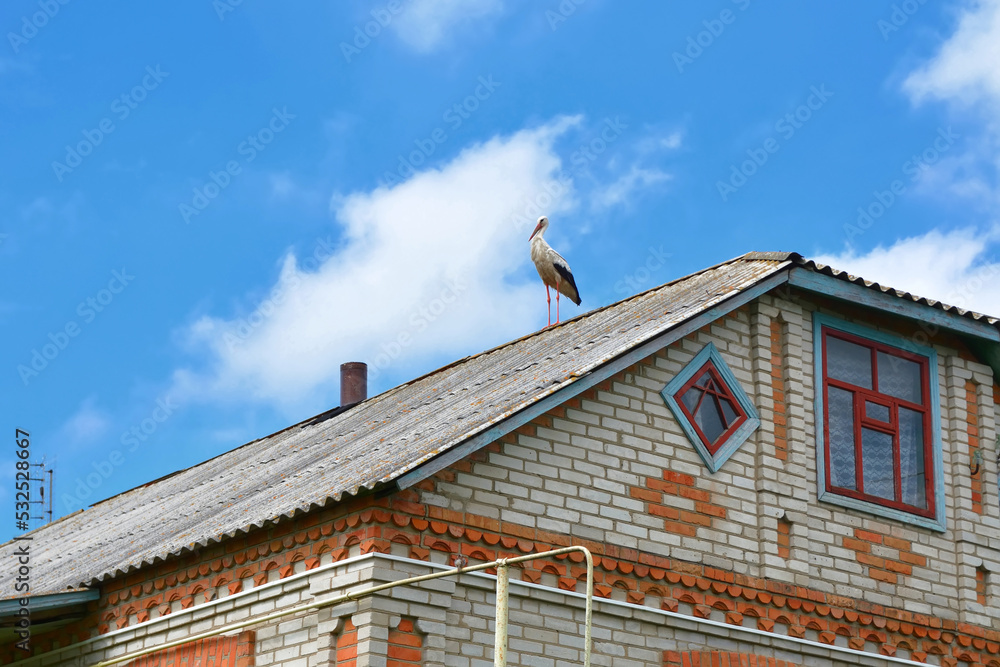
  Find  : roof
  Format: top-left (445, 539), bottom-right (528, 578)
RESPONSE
top-left (1, 251), bottom-right (996, 599)
top-left (795, 257), bottom-right (998, 326)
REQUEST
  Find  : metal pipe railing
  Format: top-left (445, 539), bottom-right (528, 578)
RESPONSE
top-left (493, 560), bottom-right (510, 665)
top-left (92, 545), bottom-right (594, 667)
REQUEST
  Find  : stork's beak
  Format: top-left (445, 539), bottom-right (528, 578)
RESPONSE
top-left (529, 223), bottom-right (542, 240)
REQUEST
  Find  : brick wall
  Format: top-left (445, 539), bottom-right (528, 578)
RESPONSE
top-left (126, 631), bottom-right (254, 667)
top-left (334, 618), bottom-right (358, 666)
top-left (386, 617), bottom-right (422, 666)
top-left (664, 650), bottom-right (799, 666)
top-left (417, 291), bottom-right (1000, 659)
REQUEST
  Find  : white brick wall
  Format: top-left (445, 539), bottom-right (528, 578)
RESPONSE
top-left (428, 290), bottom-right (1000, 624)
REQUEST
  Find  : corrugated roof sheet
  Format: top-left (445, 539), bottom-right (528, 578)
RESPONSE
top-left (1, 251), bottom-right (996, 599)
top-left (792, 256), bottom-right (999, 325)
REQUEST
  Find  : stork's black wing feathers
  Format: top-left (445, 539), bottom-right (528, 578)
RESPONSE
top-left (553, 261), bottom-right (581, 305)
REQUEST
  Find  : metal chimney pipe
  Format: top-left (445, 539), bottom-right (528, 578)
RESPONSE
top-left (340, 362), bottom-right (368, 406)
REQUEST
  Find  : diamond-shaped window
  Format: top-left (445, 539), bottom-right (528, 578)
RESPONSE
top-left (661, 343), bottom-right (760, 473)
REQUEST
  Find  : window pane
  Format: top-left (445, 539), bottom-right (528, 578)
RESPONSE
top-left (719, 397), bottom-right (738, 426)
top-left (827, 336), bottom-right (873, 388)
top-left (861, 428), bottom-right (895, 501)
top-left (865, 401), bottom-right (890, 422)
top-left (680, 378), bottom-right (704, 412)
top-left (877, 352), bottom-right (922, 404)
top-left (694, 395), bottom-right (726, 444)
top-left (828, 387), bottom-right (856, 490)
top-left (899, 407), bottom-right (927, 509)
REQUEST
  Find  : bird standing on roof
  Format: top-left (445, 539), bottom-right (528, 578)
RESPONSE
top-left (529, 216), bottom-right (581, 327)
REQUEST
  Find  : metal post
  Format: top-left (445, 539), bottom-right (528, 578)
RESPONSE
top-left (583, 547), bottom-right (593, 667)
top-left (493, 560), bottom-right (509, 667)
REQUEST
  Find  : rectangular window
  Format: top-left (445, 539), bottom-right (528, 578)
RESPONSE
top-left (819, 323), bottom-right (936, 520)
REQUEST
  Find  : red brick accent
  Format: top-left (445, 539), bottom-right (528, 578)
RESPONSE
top-left (842, 528), bottom-right (924, 585)
top-left (336, 619), bottom-right (358, 667)
top-left (126, 630), bottom-right (254, 666)
top-left (665, 649), bottom-right (799, 666)
top-left (770, 319), bottom-right (788, 461)
top-left (977, 568), bottom-right (988, 606)
top-left (967, 380), bottom-right (983, 515)
top-left (640, 469), bottom-right (724, 537)
top-left (387, 617), bottom-right (422, 666)
top-left (776, 517), bottom-right (791, 559)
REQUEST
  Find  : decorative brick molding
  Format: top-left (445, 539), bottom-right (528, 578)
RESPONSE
top-left (72, 502), bottom-right (1000, 665)
top-left (967, 379), bottom-right (984, 514)
top-left (776, 516), bottom-right (791, 560)
top-left (17, 455), bottom-right (1000, 667)
top-left (386, 617), bottom-right (422, 666)
top-left (842, 529), bottom-right (925, 586)
top-left (770, 318), bottom-right (789, 462)
top-left (335, 618), bottom-right (358, 667)
top-left (126, 630), bottom-right (254, 667)
top-left (636, 468), bottom-right (728, 539)
top-left (665, 650), bottom-right (799, 667)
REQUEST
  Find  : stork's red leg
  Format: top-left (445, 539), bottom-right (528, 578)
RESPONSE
top-left (555, 279), bottom-right (561, 324)
top-left (546, 284), bottom-right (552, 327)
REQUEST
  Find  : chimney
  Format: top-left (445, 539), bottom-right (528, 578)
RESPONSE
top-left (340, 362), bottom-right (368, 406)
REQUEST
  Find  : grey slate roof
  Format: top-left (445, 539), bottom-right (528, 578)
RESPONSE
top-left (1, 251), bottom-right (995, 600)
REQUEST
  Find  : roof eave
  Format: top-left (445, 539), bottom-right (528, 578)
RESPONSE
top-left (790, 266), bottom-right (1000, 378)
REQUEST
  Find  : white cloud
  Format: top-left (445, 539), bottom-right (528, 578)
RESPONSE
top-left (813, 227), bottom-right (1000, 317)
top-left (904, 0), bottom-right (1000, 112)
top-left (902, 0), bottom-right (1000, 202)
top-left (590, 166), bottom-right (671, 210)
top-left (637, 129), bottom-right (683, 154)
top-left (172, 117), bottom-right (581, 409)
top-left (390, 0), bottom-right (504, 52)
top-left (58, 398), bottom-right (112, 447)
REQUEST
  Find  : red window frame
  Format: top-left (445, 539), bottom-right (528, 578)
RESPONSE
top-left (675, 361), bottom-right (749, 455)
top-left (820, 327), bottom-right (935, 518)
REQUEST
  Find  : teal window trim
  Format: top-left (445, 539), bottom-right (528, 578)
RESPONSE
top-left (661, 342), bottom-right (760, 473)
top-left (812, 312), bottom-right (946, 532)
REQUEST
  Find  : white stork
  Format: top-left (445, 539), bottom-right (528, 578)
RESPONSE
top-left (529, 215), bottom-right (581, 326)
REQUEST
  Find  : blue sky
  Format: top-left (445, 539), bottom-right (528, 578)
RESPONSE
top-left (3, 0), bottom-right (1000, 540)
